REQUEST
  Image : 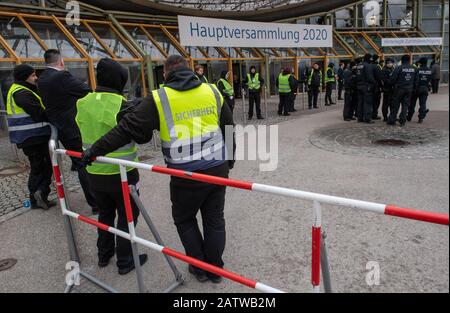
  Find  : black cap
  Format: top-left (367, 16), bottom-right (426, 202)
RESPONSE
top-left (401, 54), bottom-right (411, 63)
top-left (418, 57), bottom-right (428, 66)
top-left (363, 53), bottom-right (372, 62)
top-left (96, 58), bottom-right (128, 93)
top-left (13, 64), bottom-right (35, 82)
top-left (372, 54), bottom-right (379, 62)
top-left (385, 58), bottom-right (395, 64)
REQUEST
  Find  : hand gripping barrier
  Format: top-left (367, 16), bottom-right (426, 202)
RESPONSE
top-left (49, 127), bottom-right (449, 293)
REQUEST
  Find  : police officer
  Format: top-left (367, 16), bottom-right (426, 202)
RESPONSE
top-left (343, 61), bottom-right (357, 121)
top-left (6, 64), bottom-right (55, 210)
top-left (276, 67), bottom-right (295, 116)
top-left (307, 63), bottom-right (322, 109)
top-left (381, 58), bottom-right (395, 122)
top-left (217, 70), bottom-right (235, 113)
top-left (352, 58), bottom-right (362, 118)
top-left (242, 66), bottom-right (265, 120)
top-left (356, 54), bottom-right (376, 123)
top-left (195, 65), bottom-right (208, 83)
top-left (80, 55), bottom-right (235, 284)
top-left (75, 58), bottom-right (147, 274)
top-left (387, 54), bottom-right (417, 126)
top-left (407, 57), bottom-right (431, 123)
top-left (371, 54), bottom-right (384, 120)
top-left (324, 63), bottom-right (336, 106)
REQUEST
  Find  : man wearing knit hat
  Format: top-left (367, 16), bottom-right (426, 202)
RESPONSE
top-left (6, 64), bottom-right (55, 210)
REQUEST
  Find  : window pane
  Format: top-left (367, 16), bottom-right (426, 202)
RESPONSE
top-left (126, 26), bottom-right (165, 60)
top-left (143, 27), bottom-right (180, 56)
top-left (67, 23), bottom-right (111, 59)
top-left (0, 44), bottom-right (8, 58)
top-left (0, 17), bottom-right (45, 58)
top-left (89, 23), bottom-right (135, 58)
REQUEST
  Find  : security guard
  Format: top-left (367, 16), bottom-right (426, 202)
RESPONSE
top-left (217, 70), bottom-right (235, 113)
top-left (195, 64), bottom-right (208, 83)
top-left (242, 66), bottom-right (265, 120)
top-left (324, 63), bottom-right (336, 106)
top-left (407, 57), bottom-right (431, 123)
top-left (342, 61), bottom-right (357, 121)
top-left (276, 68), bottom-right (294, 115)
top-left (356, 53), bottom-right (376, 123)
top-left (387, 54), bottom-right (417, 126)
top-left (75, 58), bottom-right (147, 275)
top-left (7, 64), bottom-right (54, 210)
top-left (381, 58), bottom-right (395, 122)
top-left (371, 54), bottom-right (384, 120)
top-left (80, 55), bottom-right (235, 284)
top-left (307, 63), bottom-right (322, 109)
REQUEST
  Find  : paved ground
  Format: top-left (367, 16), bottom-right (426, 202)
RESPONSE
top-left (0, 88), bottom-right (448, 293)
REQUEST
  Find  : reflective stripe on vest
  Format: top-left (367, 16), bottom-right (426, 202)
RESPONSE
top-left (152, 84), bottom-right (226, 170)
top-left (75, 92), bottom-right (138, 175)
top-left (325, 68), bottom-right (336, 83)
top-left (247, 73), bottom-right (261, 90)
top-left (218, 78), bottom-right (234, 96)
top-left (308, 70), bottom-right (322, 86)
top-left (278, 74), bottom-right (291, 93)
top-left (6, 83), bottom-right (50, 144)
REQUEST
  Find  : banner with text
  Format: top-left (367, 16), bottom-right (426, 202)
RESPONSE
top-left (178, 15), bottom-right (333, 48)
top-left (382, 37), bottom-right (443, 47)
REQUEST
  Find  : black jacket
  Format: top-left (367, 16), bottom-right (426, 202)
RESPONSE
top-left (242, 72), bottom-right (265, 93)
top-left (356, 61), bottom-right (376, 87)
top-left (37, 68), bottom-right (91, 144)
top-left (382, 66), bottom-right (395, 91)
top-left (388, 63), bottom-right (417, 89)
top-left (307, 69), bottom-right (321, 88)
top-left (342, 69), bottom-right (354, 91)
top-left (415, 65), bottom-right (432, 89)
top-left (11, 81), bottom-right (49, 149)
top-left (89, 67), bottom-right (235, 171)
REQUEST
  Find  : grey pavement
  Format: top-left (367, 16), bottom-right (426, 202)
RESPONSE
top-left (0, 88), bottom-right (448, 293)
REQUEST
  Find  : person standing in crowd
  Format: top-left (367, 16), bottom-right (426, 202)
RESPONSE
top-left (307, 63), bottom-right (322, 109)
top-left (343, 61), bottom-right (357, 121)
top-left (6, 65), bottom-right (55, 210)
top-left (288, 69), bottom-right (299, 113)
top-left (352, 58), bottom-right (362, 118)
top-left (276, 67), bottom-right (295, 116)
top-left (387, 54), bottom-right (417, 126)
top-left (356, 53), bottom-right (376, 123)
top-left (80, 55), bottom-right (235, 284)
top-left (324, 62), bottom-right (336, 106)
top-left (217, 71), bottom-right (235, 113)
top-left (407, 57), bottom-right (431, 123)
top-left (242, 65), bottom-right (265, 120)
top-left (75, 58), bottom-right (146, 274)
top-left (194, 64), bottom-right (208, 83)
top-left (37, 49), bottom-right (98, 214)
top-left (430, 60), bottom-right (441, 94)
top-left (381, 58), bottom-right (395, 122)
top-left (337, 61), bottom-right (345, 101)
top-left (371, 54), bottom-right (384, 120)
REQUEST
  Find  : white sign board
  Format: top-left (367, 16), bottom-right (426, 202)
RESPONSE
top-left (382, 37), bottom-right (443, 47)
top-left (178, 15), bottom-right (333, 48)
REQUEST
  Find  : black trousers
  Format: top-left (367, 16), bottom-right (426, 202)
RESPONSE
top-left (431, 79), bottom-right (440, 93)
top-left (343, 90), bottom-right (355, 120)
top-left (408, 86), bottom-right (429, 120)
top-left (389, 88), bottom-right (412, 125)
top-left (224, 97), bottom-right (235, 113)
top-left (338, 80), bottom-right (344, 99)
top-left (95, 187), bottom-right (140, 268)
top-left (372, 89), bottom-right (381, 118)
top-left (382, 90), bottom-right (393, 120)
top-left (278, 93), bottom-right (291, 115)
top-left (248, 91), bottom-right (262, 118)
top-left (22, 143), bottom-right (53, 204)
top-left (325, 82), bottom-right (334, 104)
top-left (357, 85), bottom-right (374, 122)
top-left (170, 163), bottom-right (229, 270)
top-left (308, 86), bottom-right (319, 108)
top-left (289, 92), bottom-right (296, 111)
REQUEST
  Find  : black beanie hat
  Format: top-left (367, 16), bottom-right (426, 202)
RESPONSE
top-left (13, 64), bottom-right (35, 82)
top-left (418, 57), bottom-right (428, 66)
top-left (363, 53), bottom-right (372, 63)
top-left (96, 58), bottom-right (128, 94)
top-left (401, 54), bottom-right (411, 63)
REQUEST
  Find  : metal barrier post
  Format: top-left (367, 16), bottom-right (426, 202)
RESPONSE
top-left (129, 185), bottom-right (184, 293)
top-left (119, 165), bottom-right (146, 293)
top-left (242, 89), bottom-right (246, 124)
top-left (320, 231), bottom-right (332, 293)
top-left (263, 86), bottom-right (268, 119)
top-left (311, 200), bottom-right (321, 293)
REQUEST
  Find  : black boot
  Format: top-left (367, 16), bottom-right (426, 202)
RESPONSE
top-left (188, 265), bottom-right (209, 283)
top-left (118, 254), bottom-right (148, 275)
top-left (33, 190), bottom-right (49, 210)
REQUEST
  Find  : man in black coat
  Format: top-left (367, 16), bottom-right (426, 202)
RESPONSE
top-left (355, 54), bottom-right (376, 123)
top-left (37, 49), bottom-right (98, 214)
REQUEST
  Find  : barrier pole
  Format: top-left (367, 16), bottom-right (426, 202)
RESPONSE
top-left (320, 231), bottom-right (332, 293)
top-left (119, 165), bottom-right (146, 293)
top-left (242, 89), bottom-right (246, 124)
top-left (311, 201), bottom-right (322, 293)
top-left (264, 86), bottom-right (268, 119)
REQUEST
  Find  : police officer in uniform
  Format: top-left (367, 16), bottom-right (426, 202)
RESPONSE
top-left (407, 57), bottom-right (431, 123)
top-left (307, 63), bottom-right (322, 109)
top-left (343, 61), bottom-right (357, 121)
top-left (75, 58), bottom-right (147, 274)
top-left (356, 54), bottom-right (376, 123)
top-left (381, 58), bottom-right (395, 122)
top-left (6, 64), bottom-right (55, 210)
top-left (387, 54), bottom-right (417, 126)
top-left (371, 54), bottom-right (384, 120)
top-left (242, 66), bottom-right (265, 120)
top-left (80, 55), bottom-right (235, 284)
top-left (217, 71), bottom-right (235, 113)
top-left (324, 63), bottom-right (336, 106)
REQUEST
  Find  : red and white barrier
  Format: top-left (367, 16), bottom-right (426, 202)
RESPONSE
top-left (51, 147), bottom-right (449, 294)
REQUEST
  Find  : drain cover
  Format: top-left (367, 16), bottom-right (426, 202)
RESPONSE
top-left (373, 139), bottom-right (410, 146)
top-left (0, 258), bottom-right (17, 271)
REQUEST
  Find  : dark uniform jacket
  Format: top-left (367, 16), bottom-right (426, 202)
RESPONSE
top-left (415, 66), bottom-right (432, 89)
top-left (307, 69), bottom-right (321, 88)
top-left (388, 63), bottom-right (417, 89)
top-left (372, 63), bottom-right (384, 91)
top-left (342, 69), bottom-right (355, 92)
top-left (382, 66), bottom-right (395, 92)
top-left (356, 61), bottom-right (376, 88)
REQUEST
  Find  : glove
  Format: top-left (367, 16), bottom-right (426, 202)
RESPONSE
top-left (78, 149), bottom-right (95, 169)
